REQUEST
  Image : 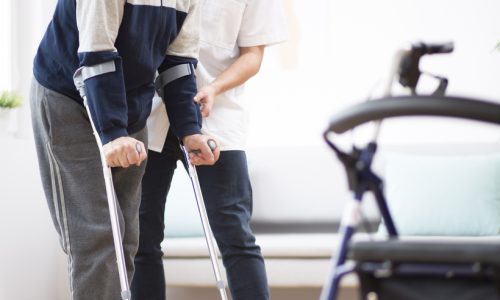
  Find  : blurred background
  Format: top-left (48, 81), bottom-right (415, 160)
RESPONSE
top-left (0, 1), bottom-right (499, 299)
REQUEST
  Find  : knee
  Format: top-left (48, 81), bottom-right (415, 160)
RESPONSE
top-left (212, 221), bottom-right (261, 258)
top-left (135, 233), bottom-right (164, 262)
top-left (71, 227), bottom-right (118, 265)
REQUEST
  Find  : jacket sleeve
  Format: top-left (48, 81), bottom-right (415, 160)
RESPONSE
top-left (159, 0), bottom-right (202, 139)
top-left (75, 0), bottom-right (128, 145)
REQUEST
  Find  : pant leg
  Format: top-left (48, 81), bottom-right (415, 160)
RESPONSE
top-left (131, 130), bottom-right (182, 300)
top-left (197, 151), bottom-right (269, 300)
top-left (30, 78), bottom-right (147, 300)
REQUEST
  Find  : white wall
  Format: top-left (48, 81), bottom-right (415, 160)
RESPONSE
top-left (246, 0), bottom-right (500, 223)
top-left (246, 0), bottom-right (500, 148)
top-left (0, 2), bottom-right (69, 300)
top-left (0, 1), bottom-right (12, 90)
top-left (0, 140), bottom-right (70, 300)
top-left (10, 0), bottom-right (57, 139)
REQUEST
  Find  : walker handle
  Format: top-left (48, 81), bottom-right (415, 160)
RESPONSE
top-left (327, 95), bottom-right (500, 134)
top-left (414, 41), bottom-right (454, 55)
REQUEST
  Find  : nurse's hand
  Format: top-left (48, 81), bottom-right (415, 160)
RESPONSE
top-left (194, 85), bottom-right (216, 117)
top-left (182, 134), bottom-right (220, 166)
top-left (103, 137), bottom-right (147, 168)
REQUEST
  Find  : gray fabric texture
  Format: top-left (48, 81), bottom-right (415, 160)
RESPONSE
top-left (30, 78), bottom-right (147, 300)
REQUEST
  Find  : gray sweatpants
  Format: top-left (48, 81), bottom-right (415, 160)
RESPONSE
top-left (30, 78), bottom-right (147, 300)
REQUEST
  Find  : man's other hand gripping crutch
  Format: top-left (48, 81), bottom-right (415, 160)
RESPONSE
top-left (73, 62), bottom-right (146, 300)
top-left (181, 139), bottom-right (229, 300)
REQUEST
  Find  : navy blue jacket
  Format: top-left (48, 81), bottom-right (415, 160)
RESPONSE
top-left (34, 0), bottom-right (202, 144)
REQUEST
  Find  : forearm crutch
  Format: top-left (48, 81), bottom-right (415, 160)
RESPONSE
top-left (181, 142), bottom-right (229, 300)
top-left (73, 62), bottom-right (132, 300)
top-left (153, 63), bottom-right (228, 298)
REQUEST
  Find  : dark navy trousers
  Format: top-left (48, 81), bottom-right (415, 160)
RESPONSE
top-left (131, 131), bottom-right (269, 300)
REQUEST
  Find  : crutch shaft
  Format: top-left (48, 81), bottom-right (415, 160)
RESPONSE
top-left (182, 145), bottom-right (229, 300)
top-left (85, 103), bottom-right (131, 300)
top-left (191, 166), bottom-right (227, 291)
top-left (73, 65), bottom-right (131, 300)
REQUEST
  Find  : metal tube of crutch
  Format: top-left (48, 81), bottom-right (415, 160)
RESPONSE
top-left (181, 143), bottom-right (229, 300)
top-left (73, 65), bottom-right (132, 300)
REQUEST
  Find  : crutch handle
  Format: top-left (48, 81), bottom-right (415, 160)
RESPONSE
top-left (191, 139), bottom-right (218, 155)
top-left (207, 139), bottom-right (217, 152)
top-left (135, 142), bottom-right (143, 154)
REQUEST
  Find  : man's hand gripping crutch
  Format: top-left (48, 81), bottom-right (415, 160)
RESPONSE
top-left (73, 63), bottom-right (146, 300)
top-left (180, 136), bottom-right (229, 300)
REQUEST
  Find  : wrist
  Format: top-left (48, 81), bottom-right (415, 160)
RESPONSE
top-left (208, 81), bottom-right (223, 96)
top-left (101, 127), bottom-right (128, 145)
top-left (181, 133), bottom-right (202, 144)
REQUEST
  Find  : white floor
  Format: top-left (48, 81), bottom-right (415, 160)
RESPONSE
top-left (167, 286), bottom-right (359, 300)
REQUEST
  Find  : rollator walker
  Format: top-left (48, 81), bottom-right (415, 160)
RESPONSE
top-left (320, 42), bottom-right (500, 300)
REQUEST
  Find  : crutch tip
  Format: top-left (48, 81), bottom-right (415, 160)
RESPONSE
top-left (216, 280), bottom-right (226, 289)
top-left (121, 290), bottom-right (131, 300)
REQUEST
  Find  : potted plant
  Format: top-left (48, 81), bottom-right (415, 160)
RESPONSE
top-left (0, 90), bottom-right (23, 137)
top-left (0, 90), bottom-right (22, 110)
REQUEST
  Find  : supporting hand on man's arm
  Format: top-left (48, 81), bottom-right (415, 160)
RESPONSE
top-left (183, 134), bottom-right (220, 166)
top-left (194, 45), bottom-right (265, 117)
top-left (103, 137), bottom-right (147, 168)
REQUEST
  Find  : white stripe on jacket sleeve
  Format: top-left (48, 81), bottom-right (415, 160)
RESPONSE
top-left (166, 0), bottom-right (200, 59)
top-left (76, 0), bottom-right (125, 53)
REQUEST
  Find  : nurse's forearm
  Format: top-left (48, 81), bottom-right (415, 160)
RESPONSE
top-left (210, 45), bottom-right (265, 96)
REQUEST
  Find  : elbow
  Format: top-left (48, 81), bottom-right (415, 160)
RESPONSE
top-left (251, 60), bottom-right (262, 77)
top-left (241, 45), bottom-right (265, 77)
top-left (249, 50), bottom-right (264, 77)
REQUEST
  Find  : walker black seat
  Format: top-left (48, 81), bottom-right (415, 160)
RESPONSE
top-left (349, 239), bottom-right (500, 265)
top-left (349, 240), bottom-right (500, 300)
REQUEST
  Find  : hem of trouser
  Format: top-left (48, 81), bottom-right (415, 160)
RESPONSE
top-left (233, 291), bottom-right (270, 300)
top-left (46, 141), bottom-right (74, 298)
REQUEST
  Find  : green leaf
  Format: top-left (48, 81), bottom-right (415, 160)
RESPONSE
top-left (0, 91), bottom-right (23, 109)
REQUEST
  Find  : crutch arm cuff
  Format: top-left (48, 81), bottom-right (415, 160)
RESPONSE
top-left (154, 63), bottom-right (194, 98)
top-left (73, 58), bottom-right (129, 145)
top-left (156, 57), bottom-right (201, 139)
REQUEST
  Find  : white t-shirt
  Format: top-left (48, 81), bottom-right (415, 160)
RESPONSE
top-left (148, 0), bottom-right (288, 152)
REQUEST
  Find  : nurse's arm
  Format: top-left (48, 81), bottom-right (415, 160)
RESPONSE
top-left (194, 45), bottom-right (265, 117)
